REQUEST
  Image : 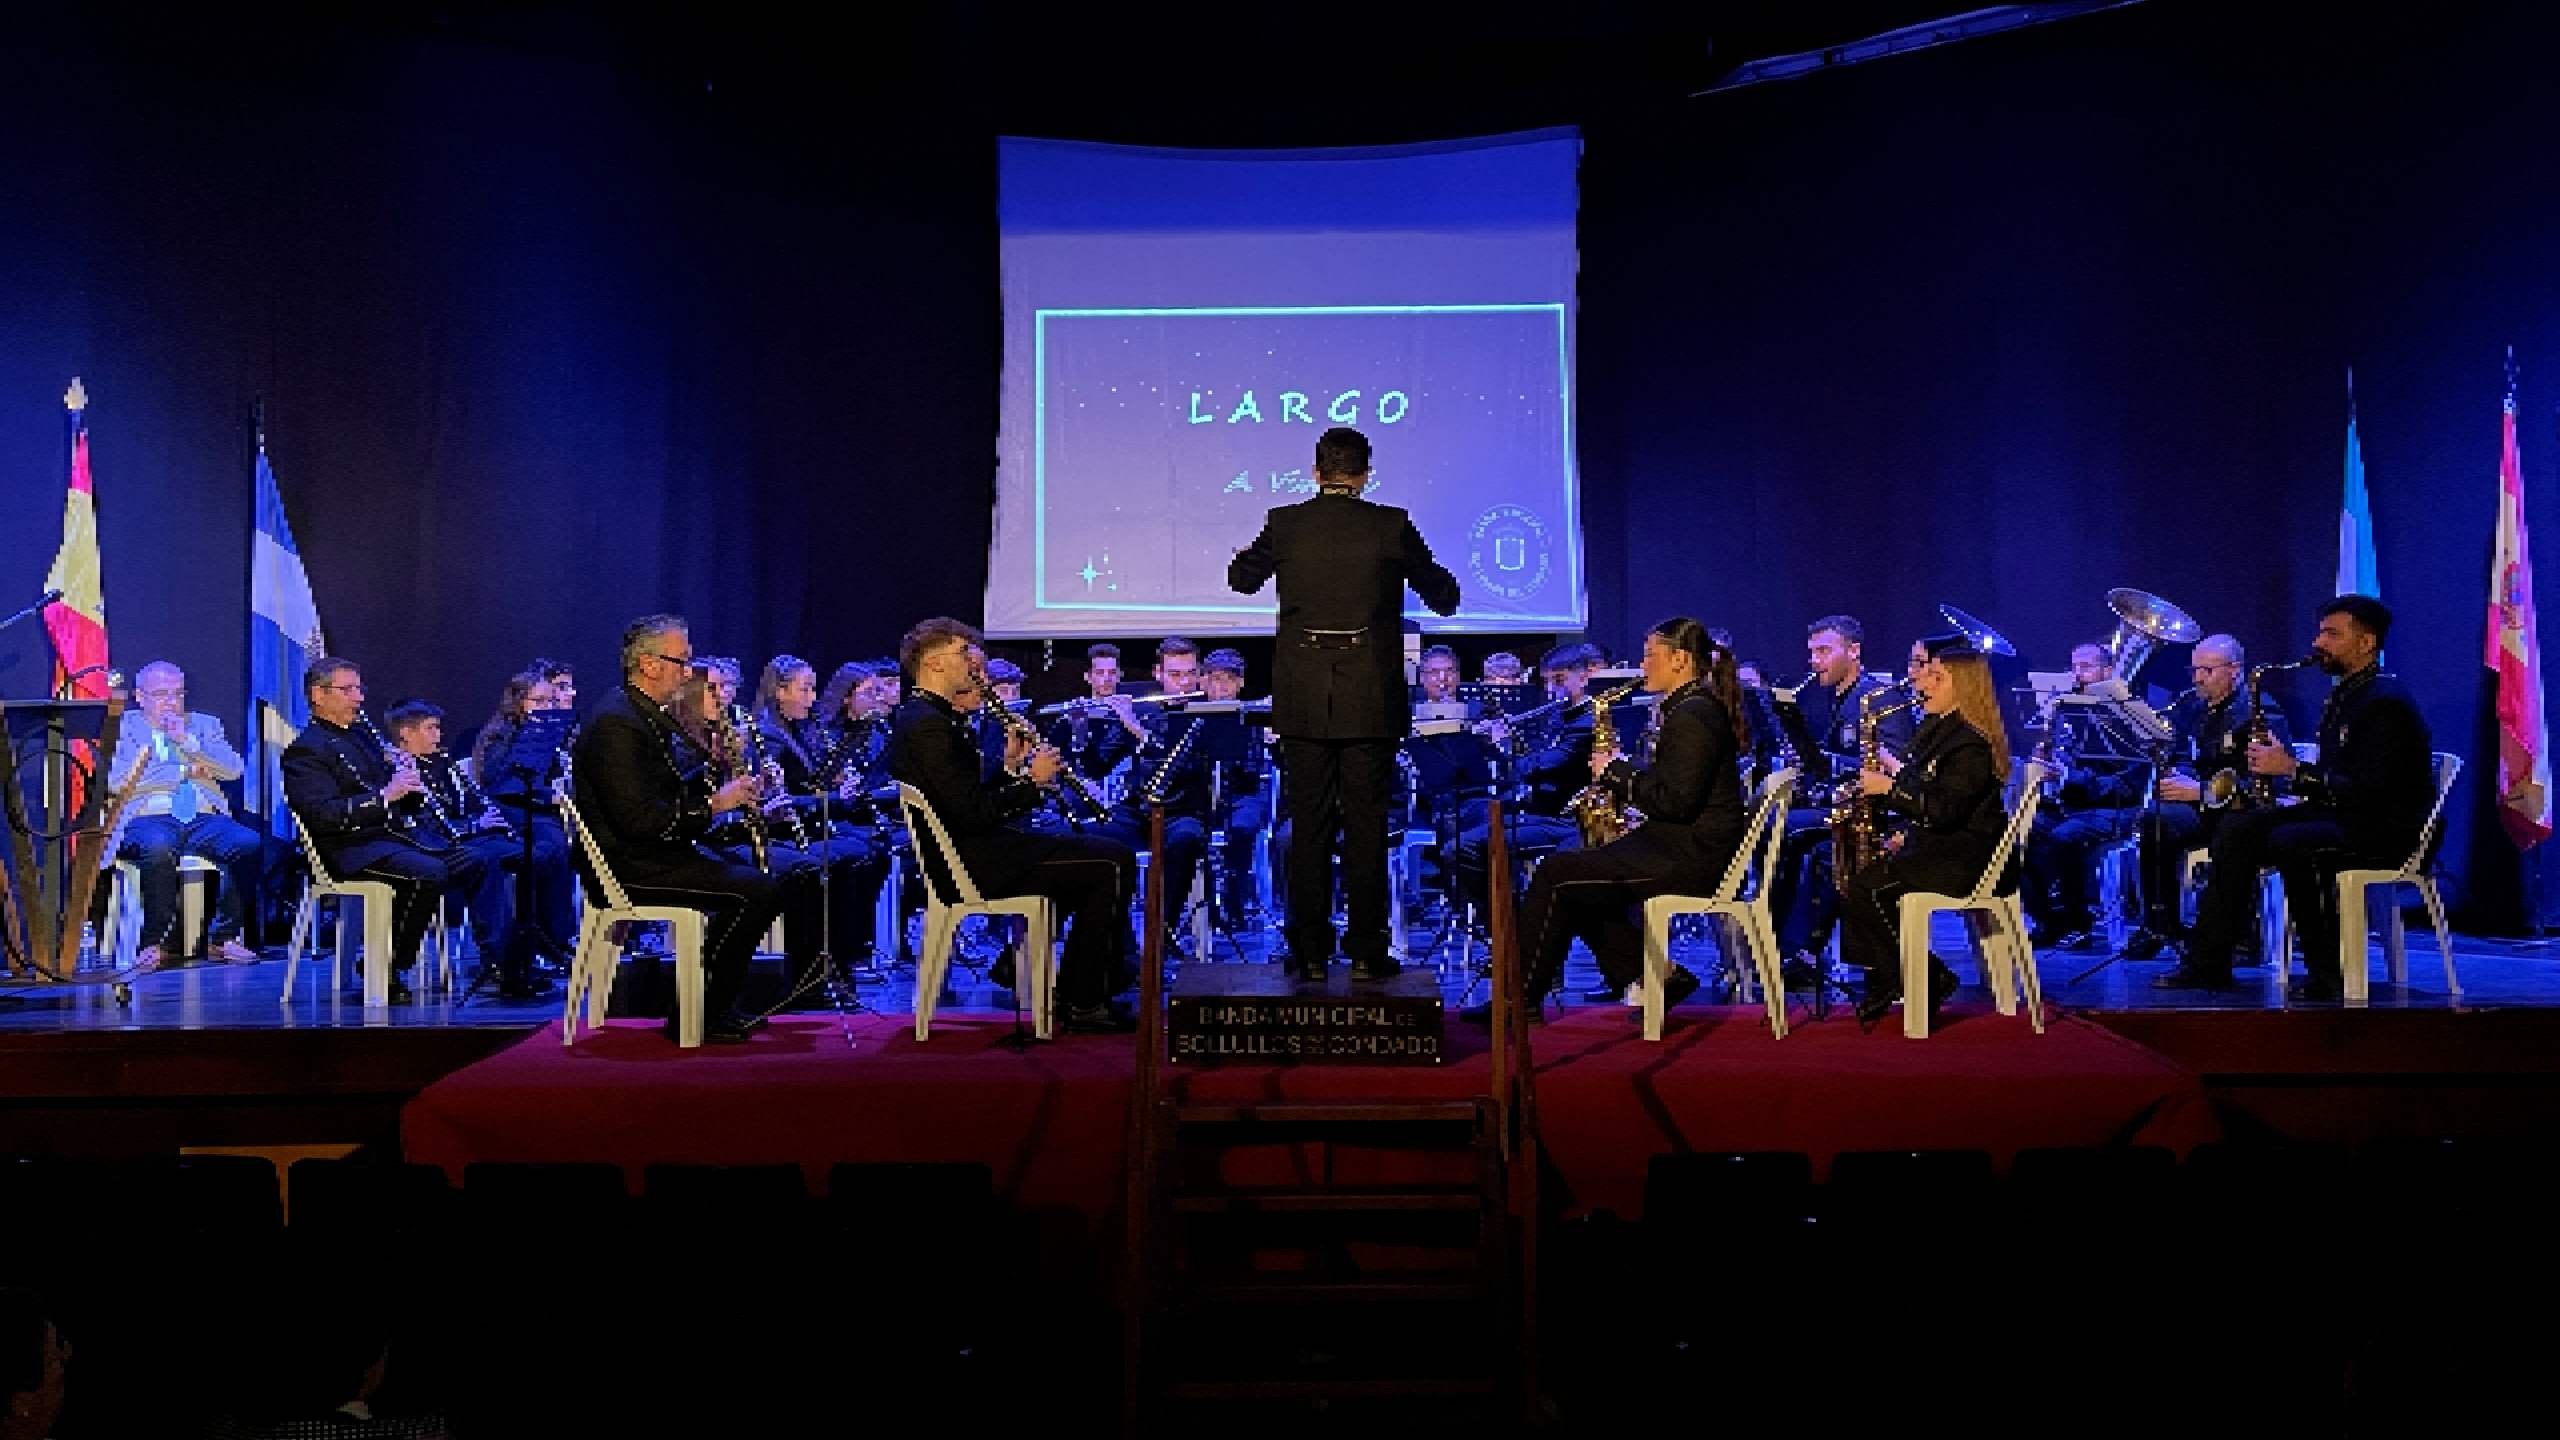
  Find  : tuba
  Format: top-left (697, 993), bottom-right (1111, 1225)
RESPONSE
top-left (1567, 679), bottom-right (1646, 847)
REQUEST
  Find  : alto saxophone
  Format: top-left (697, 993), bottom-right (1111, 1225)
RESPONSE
top-left (1567, 679), bottom-right (1646, 848)
top-left (2204, 659), bottom-right (2304, 810)
top-left (1829, 682), bottom-right (1918, 894)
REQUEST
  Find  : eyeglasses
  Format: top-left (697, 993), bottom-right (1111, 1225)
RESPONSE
top-left (140, 688), bottom-right (186, 701)
top-left (2191, 662), bottom-right (2234, 674)
top-left (321, 682), bottom-right (365, 694)
top-left (640, 651), bottom-right (694, 669)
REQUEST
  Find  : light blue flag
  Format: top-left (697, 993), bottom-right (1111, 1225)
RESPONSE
top-left (2337, 374), bottom-right (2379, 599)
top-left (248, 447), bottom-right (325, 838)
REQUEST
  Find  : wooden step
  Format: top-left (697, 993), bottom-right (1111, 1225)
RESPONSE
top-left (1161, 1376), bottom-right (1502, 1402)
top-left (1185, 1274), bottom-right (1492, 1306)
top-left (1172, 1100), bottom-right (1486, 1127)
top-left (1171, 1184), bottom-right (1485, 1215)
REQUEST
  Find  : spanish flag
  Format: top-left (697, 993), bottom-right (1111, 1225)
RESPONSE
top-left (43, 378), bottom-right (109, 812)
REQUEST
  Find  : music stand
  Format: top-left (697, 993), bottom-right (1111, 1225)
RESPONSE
top-left (2054, 691), bottom-right (2174, 984)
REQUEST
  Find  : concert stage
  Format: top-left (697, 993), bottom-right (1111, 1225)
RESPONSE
top-left (399, 1003), bottom-right (2219, 1226)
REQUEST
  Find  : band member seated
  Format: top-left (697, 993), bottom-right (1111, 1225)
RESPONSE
top-left (570, 616), bottom-right (786, 1043)
top-left (380, 698), bottom-right (552, 996)
top-left (2156, 596), bottom-right (2432, 998)
top-left (1461, 619), bottom-right (1746, 1022)
top-left (888, 617), bottom-right (1138, 1032)
top-left (1413, 644), bottom-right (1466, 709)
top-left (470, 668), bottom-right (582, 963)
top-left (107, 661), bottom-right (262, 967)
top-left (814, 661), bottom-right (900, 823)
top-left (530, 656), bottom-right (577, 713)
top-left (753, 653), bottom-right (893, 963)
top-left (1481, 651), bottom-right (1527, 686)
top-left (1090, 638), bottom-right (1213, 935)
top-left (2022, 641), bottom-right (2152, 950)
top-left (971, 657), bottom-right (1031, 781)
top-left (1041, 643), bottom-right (1131, 783)
top-left (1452, 650), bottom-right (1598, 925)
top-left (283, 658), bottom-right (491, 1003)
top-left (1771, 615), bottom-right (1919, 974)
top-left (1199, 648), bottom-right (1269, 918)
top-left (2126, 633), bottom-right (2290, 959)
top-left (1837, 633), bottom-right (2014, 1029)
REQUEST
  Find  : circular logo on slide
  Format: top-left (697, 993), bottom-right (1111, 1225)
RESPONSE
top-left (1468, 504), bottom-right (1553, 602)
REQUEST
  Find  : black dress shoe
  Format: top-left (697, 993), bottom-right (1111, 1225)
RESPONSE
top-left (700, 1023), bottom-right (753, 1045)
top-left (1351, 956), bottom-right (1400, 982)
top-left (1583, 981), bottom-right (1628, 1003)
top-left (2057, 929), bottom-right (2104, 953)
top-left (2151, 963), bottom-right (2234, 990)
top-left (1064, 1002), bottom-right (1136, 1034)
top-left (1853, 975), bottom-right (1899, 1032)
top-left (2122, 930), bottom-right (2168, 961)
top-left (1661, 964), bottom-right (1702, 1010)
top-left (2287, 976), bottom-right (2345, 1002)
top-left (386, 978), bottom-right (416, 1005)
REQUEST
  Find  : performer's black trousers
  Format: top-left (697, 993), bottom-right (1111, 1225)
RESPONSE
top-left (611, 851), bottom-right (789, 1020)
top-left (1281, 737), bottom-right (1398, 966)
top-left (350, 843), bottom-right (491, 976)
top-left (2188, 806), bottom-right (2379, 983)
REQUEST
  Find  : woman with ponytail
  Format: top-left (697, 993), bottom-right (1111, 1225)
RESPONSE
top-left (1464, 616), bottom-right (1749, 1023)
top-left (1840, 632), bottom-right (2016, 1028)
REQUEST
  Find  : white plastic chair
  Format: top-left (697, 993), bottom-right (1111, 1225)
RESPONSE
top-left (1901, 760), bottom-right (2049, 1039)
top-left (101, 854), bottom-right (220, 967)
top-left (557, 788), bottom-right (710, 1048)
top-left (2331, 751), bottom-right (2463, 1005)
top-left (280, 813), bottom-right (452, 1007)
top-left (897, 783), bottom-right (1058, 1040)
top-left (1639, 768), bottom-right (1798, 1041)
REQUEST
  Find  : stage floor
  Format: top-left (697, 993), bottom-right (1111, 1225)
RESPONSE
top-left (4, 913), bottom-right (2553, 1035)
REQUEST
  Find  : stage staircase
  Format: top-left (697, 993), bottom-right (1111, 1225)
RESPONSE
top-left (1120, 802), bottom-right (1543, 1428)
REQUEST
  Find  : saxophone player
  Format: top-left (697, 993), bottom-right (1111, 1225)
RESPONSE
top-left (1769, 616), bottom-right (1918, 980)
top-left (756, 655), bottom-right (895, 970)
top-left (2125, 634), bottom-right (2290, 960)
top-left (1837, 633), bottom-right (2013, 1029)
top-left (1462, 619), bottom-right (1748, 1024)
top-left (2157, 597), bottom-right (2432, 999)
top-left (888, 618), bottom-right (1139, 1033)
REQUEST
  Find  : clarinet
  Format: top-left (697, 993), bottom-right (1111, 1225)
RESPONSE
top-left (706, 707), bottom-right (769, 874)
top-left (738, 706), bottom-right (814, 850)
top-left (355, 710), bottom-right (459, 850)
top-left (978, 682), bottom-right (1107, 827)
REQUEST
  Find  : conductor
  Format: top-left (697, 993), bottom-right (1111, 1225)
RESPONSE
top-left (1229, 427), bottom-right (1461, 980)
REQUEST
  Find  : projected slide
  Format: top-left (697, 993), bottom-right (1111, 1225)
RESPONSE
top-left (987, 131), bottom-right (1584, 638)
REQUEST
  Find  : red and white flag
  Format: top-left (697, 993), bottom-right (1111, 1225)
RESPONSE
top-left (42, 378), bottom-right (111, 813)
top-left (2486, 350), bottom-right (2551, 849)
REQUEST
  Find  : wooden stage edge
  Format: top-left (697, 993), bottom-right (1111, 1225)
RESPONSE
top-left (2, 1006), bottom-right (2557, 1158)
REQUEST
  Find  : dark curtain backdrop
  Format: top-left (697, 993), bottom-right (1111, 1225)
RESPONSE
top-left (2, 2), bottom-right (2555, 925)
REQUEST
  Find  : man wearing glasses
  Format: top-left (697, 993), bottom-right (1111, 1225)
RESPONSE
top-left (2130, 633), bottom-right (2290, 963)
top-left (283, 658), bottom-right (491, 1002)
top-left (105, 661), bottom-right (263, 968)
top-left (571, 615), bottom-right (781, 1044)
